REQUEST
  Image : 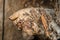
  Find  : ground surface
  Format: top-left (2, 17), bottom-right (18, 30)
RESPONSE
top-left (0, 0), bottom-right (60, 40)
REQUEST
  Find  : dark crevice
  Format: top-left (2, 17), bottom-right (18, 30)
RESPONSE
top-left (32, 34), bottom-right (51, 40)
top-left (2, 0), bottom-right (5, 40)
top-left (32, 35), bottom-right (40, 40)
top-left (57, 38), bottom-right (60, 40)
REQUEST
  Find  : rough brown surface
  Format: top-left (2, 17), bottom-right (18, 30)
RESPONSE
top-left (0, 0), bottom-right (3, 40)
top-left (4, 0), bottom-right (60, 40)
top-left (4, 0), bottom-right (25, 40)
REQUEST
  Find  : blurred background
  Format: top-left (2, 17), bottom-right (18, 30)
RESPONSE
top-left (0, 0), bottom-right (3, 40)
top-left (0, 0), bottom-right (60, 40)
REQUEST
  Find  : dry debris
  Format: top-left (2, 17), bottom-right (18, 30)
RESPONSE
top-left (9, 8), bottom-right (60, 40)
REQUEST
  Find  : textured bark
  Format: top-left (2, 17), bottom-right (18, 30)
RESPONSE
top-left (4, 0), bottom-right (24, 40)
top-left (4, 0), bottom-right (59, 40)
top-left (0, 0), bottom-right (3, 40)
